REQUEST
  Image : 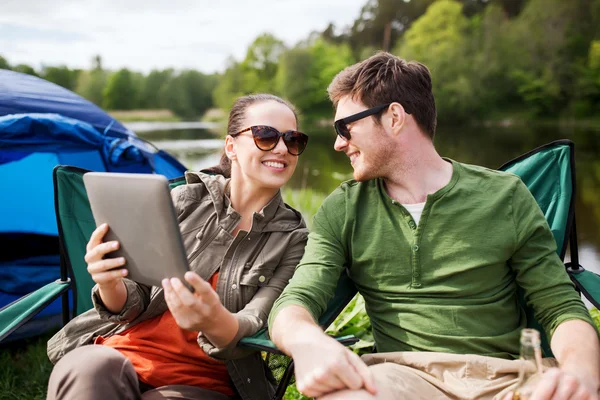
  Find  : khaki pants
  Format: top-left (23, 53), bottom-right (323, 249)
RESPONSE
top-left (360, 351), bottom-right (557, 400)
top-left (46, 345), bottom-right (234, 400)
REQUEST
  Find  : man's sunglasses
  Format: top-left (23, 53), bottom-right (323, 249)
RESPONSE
top-left (232, 125), bottom-right (309, 156)
top-left (333, 103), bottom-right (411, 140)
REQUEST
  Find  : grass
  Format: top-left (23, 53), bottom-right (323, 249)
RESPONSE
top-left (2, 189), bottom-right (599, 399)
top-left (0, 332), bottom-right (58, 400)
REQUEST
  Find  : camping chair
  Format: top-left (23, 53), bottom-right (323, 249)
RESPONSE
top-left (16, 164), bottom-right (357, 398)
top-left (240, 139), bottom-right (600, 398)
top-left (498, 139), bottom-right (600, 354)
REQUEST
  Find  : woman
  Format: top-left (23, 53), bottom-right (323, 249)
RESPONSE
top-left (46, 94), bottom-right (310, 400)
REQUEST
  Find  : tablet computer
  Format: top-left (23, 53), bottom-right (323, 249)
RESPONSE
top-left (83, 172), bottom-right (190, 288)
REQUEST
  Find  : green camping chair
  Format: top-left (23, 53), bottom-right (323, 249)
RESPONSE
top-left (20, 164), bottom-right (357, 398)
top-left (0, 166), bottom-right (93, 343)
top-left (497, 139), bottom-right (600, 355)
top-left (239, 139), bottom-right (600, 398)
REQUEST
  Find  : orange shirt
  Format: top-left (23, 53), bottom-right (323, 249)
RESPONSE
top-left (96, 273), bottom-right (234, 396)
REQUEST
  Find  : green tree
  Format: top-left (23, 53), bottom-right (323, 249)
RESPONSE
top-left (589, 41), bottom-right (600, 69)
top-left (161, 74), bottom-right (192, 117)
top-left (42, 66), bottom-right (80, 91)
top-left (103, 69), bottom-right (139, 110)
top-left (275, 47), bottom-right (314, 113)
top-left (307, 39), bottom-right (354, 112)
top-left (396, 0), bottom-right (472, 121)
top-left (183, 70), bottom-right (218, 116)
top-left (213, 58), bottom-right (246, 110)
top-left (213, 34), bottom-right (286, 110)
top-left (0, 55), bottom-right (10, 70)
top-left (162, 70), bottom-right (217, 118)
top-left (276, 39), bottom-right (354, 115)
top-left (570, 40), bottom-right (600, 116)
top-left (240, 33), bottom-right (286, 94)
top-left (140, 69), bottom-right (173, 109)
top-left (459, 0), bottom-right (527, 17)
top-left (349, 0), bottom-right (435, 55)
top-left (75, 56), bottom-right (108, 106)
top-left (12, 64), bottom-right (38, 76)
top-left (508, 0), bottom-right (597, 116)
top-left (465, 3), bottom-right (521, 113)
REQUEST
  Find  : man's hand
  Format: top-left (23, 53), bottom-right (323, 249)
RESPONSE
top-left (503, 368), bottom-right (599, 400)
top-left (162, 271), bottom-right (222, 332)
top-left (527, 319), bottom-right (600, 400)
top-left (272, 304), bottom-right (378, 398)
top-left (529, 368), bottom-right (598, 400)
top-left (291, 332), bottom-right (377, 398)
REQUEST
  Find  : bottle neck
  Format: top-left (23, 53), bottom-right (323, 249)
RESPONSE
top-left (517, 329), bottom-right (544, 382)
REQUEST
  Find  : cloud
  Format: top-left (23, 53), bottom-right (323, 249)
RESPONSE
top-left (0, 0), bottom-right (364, 73)
top-left (0, 24), bottom-right (89, 43)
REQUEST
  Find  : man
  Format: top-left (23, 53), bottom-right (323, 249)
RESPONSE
top-left (268, 52), bottom-right (600, 400)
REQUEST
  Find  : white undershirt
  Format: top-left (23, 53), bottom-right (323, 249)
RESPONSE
top-left (401, 201), bottom-right (426, 225)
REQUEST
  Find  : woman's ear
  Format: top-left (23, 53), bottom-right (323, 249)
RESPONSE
top-left (225, 136), bottom-right (237, 161)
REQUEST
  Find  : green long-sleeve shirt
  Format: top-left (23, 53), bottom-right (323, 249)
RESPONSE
top-left (269, 160), bottom-right (594, 358)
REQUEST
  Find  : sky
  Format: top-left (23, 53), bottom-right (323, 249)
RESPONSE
top-left (0, 0), bottom-right (366, 74)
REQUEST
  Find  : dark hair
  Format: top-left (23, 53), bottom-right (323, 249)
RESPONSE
top-left (204, 94), bottom-right (299, 178)
top-left (327, 51), bottom-right (437, 139)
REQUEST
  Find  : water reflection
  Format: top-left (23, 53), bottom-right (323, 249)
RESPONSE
top-left (135, 121), bottom-right (600, 294)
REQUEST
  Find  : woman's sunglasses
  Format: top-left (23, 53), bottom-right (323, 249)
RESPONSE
top-left (333, 103), bottom-right (411, 140)
top-left (232, 125), bottom-right (309, 156)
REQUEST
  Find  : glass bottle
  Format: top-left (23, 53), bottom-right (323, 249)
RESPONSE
top-left (512, 328), bottom-right (544, 400)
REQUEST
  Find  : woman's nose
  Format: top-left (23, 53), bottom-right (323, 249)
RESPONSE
top-left (271, 136), bottom-right (288, 154)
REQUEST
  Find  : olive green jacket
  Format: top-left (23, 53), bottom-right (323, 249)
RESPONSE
top-left (47, 171), bottom-right (308, 400)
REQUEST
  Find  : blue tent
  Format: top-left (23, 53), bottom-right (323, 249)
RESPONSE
top-left (0, 69), bottom-right (188, 340)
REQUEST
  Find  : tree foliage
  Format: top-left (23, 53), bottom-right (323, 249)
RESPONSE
top-left (3, 0), bottom-right (600, 123)
top-left (162, 70), bottom-right (217, 118)
top-left (103, 69), bottom-right (139, 110)
top-left (12, 64), bottom-right (38, 76)
top-left (42, 66), bottom-right (80, 91)
top-left (75, 56), bottom-right (108, 107)
top-left (0, 55), bottom-right (10, 70)
top-left (276, 38), bottom-right (354, 114)
top-left (396, 0), bottom-right (472, 120)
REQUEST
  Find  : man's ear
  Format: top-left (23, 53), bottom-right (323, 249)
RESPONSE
top-left (388, 102), bottom-right (407, 137)
top-left (225, 136), bottom-right (237, 161)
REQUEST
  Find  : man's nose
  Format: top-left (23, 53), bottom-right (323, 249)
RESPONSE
top-left (334, 135), bottom-right (348, 152)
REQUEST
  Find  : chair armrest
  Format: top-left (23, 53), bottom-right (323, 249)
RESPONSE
top-left (569, 268), bottom-right (600, 309)
top-left (238, 328), bottom-right (359, 354)
top-left (0, 279), bottom-right (70, 343)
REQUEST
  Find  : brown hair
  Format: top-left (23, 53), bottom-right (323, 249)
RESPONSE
top-left (328, 51), bottom-right (437, 139)
top-left (204, 94), bottom-right (299, 178)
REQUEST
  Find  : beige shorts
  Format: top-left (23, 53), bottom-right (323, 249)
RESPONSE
top-left (360, 351), bottom-right (557, 400)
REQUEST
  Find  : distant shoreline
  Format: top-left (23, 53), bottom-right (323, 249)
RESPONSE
top-left (107, 108), bottom-right (600, 131)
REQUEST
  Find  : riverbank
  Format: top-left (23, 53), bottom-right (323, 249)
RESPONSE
top-left (108, 109), bottom-right (181, 122)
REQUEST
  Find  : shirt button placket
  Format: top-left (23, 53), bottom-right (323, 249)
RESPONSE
top-left (412, 243), bottom-right (421, 287)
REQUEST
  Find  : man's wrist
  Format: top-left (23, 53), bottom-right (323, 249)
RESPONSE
top-left (284, 323), bottom-right (328, 356)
